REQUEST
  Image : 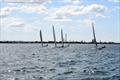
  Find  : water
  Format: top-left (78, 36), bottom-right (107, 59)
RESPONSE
top-left (0, 44), bottom-right (120, 80)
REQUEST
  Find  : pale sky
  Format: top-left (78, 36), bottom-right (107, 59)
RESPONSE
top-left (0, 0), bottom-right (120, 42)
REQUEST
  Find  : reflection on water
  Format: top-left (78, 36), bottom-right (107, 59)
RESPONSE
top-left (0, 44), bottom-right (120, 80)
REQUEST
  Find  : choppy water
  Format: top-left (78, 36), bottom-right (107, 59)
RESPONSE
top-left (0, 44), bottom-right (120, 80)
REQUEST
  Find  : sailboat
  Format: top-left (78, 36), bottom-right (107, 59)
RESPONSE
top-left (39, 29), bottom-right (48, 47)
top-left (59, 29), bottom-right (70, 48)
top-left (61, 29), bottom-right (64, 47)
top-left (65, 33), bottom-right (70, 47)
top-left (40, 30), bottom-right (43, 47)
top-left (65, 33), bottom-right (67, 42)
top-left (92, 23), bottom-right (105, 50)
top-left (92, 23), bottom-right (97, 48)
top-left (52, 25), bottom-right (57, 47)
top-left (52, 26), bottom-right (69, 48)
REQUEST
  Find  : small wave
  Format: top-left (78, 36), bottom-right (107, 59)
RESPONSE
top-left (63, 71), bottom-right (74, 75)
top-left (57, 60), bottom-right (76, 67)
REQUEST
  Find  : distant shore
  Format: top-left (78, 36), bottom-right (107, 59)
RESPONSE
top-left (0, 41), bottom-right (119, 44)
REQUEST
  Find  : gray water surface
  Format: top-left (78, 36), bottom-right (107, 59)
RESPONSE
top-left (0, 44), bottom-right (120, 80)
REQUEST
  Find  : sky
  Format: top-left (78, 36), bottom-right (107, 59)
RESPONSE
top-left (0, 0), bottom-right (120, 42)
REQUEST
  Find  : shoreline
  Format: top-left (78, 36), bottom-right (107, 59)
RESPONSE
top-left (0, 41), bottom-right (120, 44)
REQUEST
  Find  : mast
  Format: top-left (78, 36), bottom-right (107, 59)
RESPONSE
top-left (92, 23), bottom-right (97, 47)
top-left (61, 29), bottom-right (64, 47)
top-left (40, 29), bottom-right (43, 47)
top-left (52, 25), bottom-right (57, 47)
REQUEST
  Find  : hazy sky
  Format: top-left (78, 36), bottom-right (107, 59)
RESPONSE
top-left (0, 0), bottom-right (120, 42)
